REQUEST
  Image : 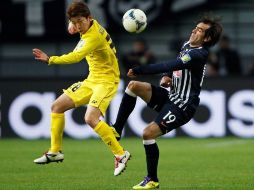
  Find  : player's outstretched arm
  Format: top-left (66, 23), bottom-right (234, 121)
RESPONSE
top-left (32, 48), bottom-right (49, 63)
top-left (132, 58), bottom-right (192, 75)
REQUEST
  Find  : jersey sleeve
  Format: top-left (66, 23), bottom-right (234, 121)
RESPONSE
top-left (49, 35), bottom-right (100, 65)
top-left (133, 49), bottom-right (206, 75)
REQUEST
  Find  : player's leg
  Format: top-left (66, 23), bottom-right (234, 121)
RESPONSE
top-left (133, 122), bottom-right (162, 190)
top-left (49, 81), bottom-right (90, 154)
top-left (134, 101), bottom-right (196, 189)
top-left (85, 105), bottom-right (126, 156)
top-left (143, 123), bottom-right (162, 183)
top-left (113, 80), bottom-right (152, 139)
top-left (85, 82), bottom-right (131, 176)
top-left (133, 86), bottom-right (172, 189)
top-left (50, 94), bottom-right (75, 153)
top-left (86, 108), bottom-right (131, 177)
top-left (34, 81), bottom-right (91, 164)
top-left (34, 93), bottom-right (75, 164)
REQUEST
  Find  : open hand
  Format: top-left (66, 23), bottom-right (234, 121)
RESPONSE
top-left (32, 48), bottom-right (49, 63)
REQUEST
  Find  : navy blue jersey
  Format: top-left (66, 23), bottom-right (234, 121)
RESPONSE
top-left (132, 41), bottom-right (209, 110)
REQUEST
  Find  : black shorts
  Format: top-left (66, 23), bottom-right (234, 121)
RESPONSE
top-left (147, 85), bottom-right (196, 134)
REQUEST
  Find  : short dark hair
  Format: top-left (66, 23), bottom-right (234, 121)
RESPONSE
top-left (197, 15), bottom-right (223, 47)
top-left (67, 1), bottom-right (91, 19)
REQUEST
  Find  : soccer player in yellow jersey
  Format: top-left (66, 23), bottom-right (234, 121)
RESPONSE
top-left (32, 1), bottom-right (130, 176)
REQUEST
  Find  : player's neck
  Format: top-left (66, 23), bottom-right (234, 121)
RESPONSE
top-left (189, 43), bottom-right (202, 48)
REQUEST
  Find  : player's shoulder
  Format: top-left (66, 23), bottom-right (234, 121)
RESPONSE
top-left (92, 19), bottom-right (106, 33)
top-left (180, 42), bottom-right (206, 60)
top-left (89, 19), bottom-right (109, 39)
top-left (92, 19), bottom-right (101, 30)
top-left (82, 20), bottom-right (101, 36)
top-left (189, 46), bottom-right (208, 60)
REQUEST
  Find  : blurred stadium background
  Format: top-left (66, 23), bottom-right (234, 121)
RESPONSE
top-left (0, 0), bottom-right (253, 139)
top-left (1, 1), bottom-right (254, 189)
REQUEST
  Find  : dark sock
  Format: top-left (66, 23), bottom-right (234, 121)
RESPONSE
top-left (113, 92), bottom-right (137, 136)
top-left (144, 143), bottom-right (159, 182)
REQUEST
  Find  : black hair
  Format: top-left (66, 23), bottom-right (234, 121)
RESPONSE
top-left (67, 0), bottom-right (91, 19)
top-left (197, 14), bottom-right (223, 47)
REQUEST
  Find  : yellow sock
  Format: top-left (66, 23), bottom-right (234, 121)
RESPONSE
top-left (94, 121), bottom-right (124, 155)
top-left (50, 113), bottom-right (65, 153)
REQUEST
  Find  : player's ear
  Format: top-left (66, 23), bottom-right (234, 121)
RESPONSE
top-left (87, 15), bottom-right (92, 21)
top-left (204, 36), bottom-right (211, 43)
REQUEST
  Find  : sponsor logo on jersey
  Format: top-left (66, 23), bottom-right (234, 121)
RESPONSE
top-left (92, 100), bottom-right (97, 104)
top-left (173, 70), bottom-right (182, 78)
top-left (180, 53), bottom-right (191, 63)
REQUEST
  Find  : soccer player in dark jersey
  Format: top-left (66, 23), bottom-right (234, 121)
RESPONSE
top-left (112, 16), bottom-right (223, 189)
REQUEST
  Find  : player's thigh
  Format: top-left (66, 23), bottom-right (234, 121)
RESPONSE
top-left (155, 103), bottom-right (194, 134)
top-left (147, 85), bottom-right (169, 111)
top-left (128, 80), bottom-right (152, 103)
top-left (89, 82), bottom-right (118, 116)
top-left (63, 81), bottom-right (92, 107)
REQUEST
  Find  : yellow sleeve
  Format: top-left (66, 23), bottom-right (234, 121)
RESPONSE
top-left (49, 36), bottom-right (100, 65)
top-left (49, 52), bottom-right (82, 64)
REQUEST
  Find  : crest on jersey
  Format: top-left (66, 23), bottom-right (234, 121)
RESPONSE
top-left (74, 39), bottom-right (85, 51)
top-left (181, 53), bottom-right (191, 63)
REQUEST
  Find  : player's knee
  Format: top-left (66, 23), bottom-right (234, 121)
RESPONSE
top-left (84, 115), bottom-right (92, 126)
top-left (84, 114), bottom-right (96, 128)
top-left (51, 101), bottom-right (60, 112)
top-left (127, 80), bottom-right (138, 91)
top-left (142, 128), bottom-right (153, 140)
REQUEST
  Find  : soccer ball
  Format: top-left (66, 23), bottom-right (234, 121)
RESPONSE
top-left (122, 9), bottom-right (147, 33)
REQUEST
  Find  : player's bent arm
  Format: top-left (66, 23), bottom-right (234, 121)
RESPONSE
top-left (49, 37), bottom-right (98, 65)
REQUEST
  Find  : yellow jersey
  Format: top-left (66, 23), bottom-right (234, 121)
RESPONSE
top-left (49, 20), bottom-right (120, 83)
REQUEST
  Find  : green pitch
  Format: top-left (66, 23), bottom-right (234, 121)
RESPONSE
top-left (0, 137), bottom-right (254, 190)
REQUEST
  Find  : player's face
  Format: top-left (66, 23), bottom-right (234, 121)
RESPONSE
top-left (70, 16), bottom-right (92, 34)
top-left (189, 22), bottom-right (210, 47)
